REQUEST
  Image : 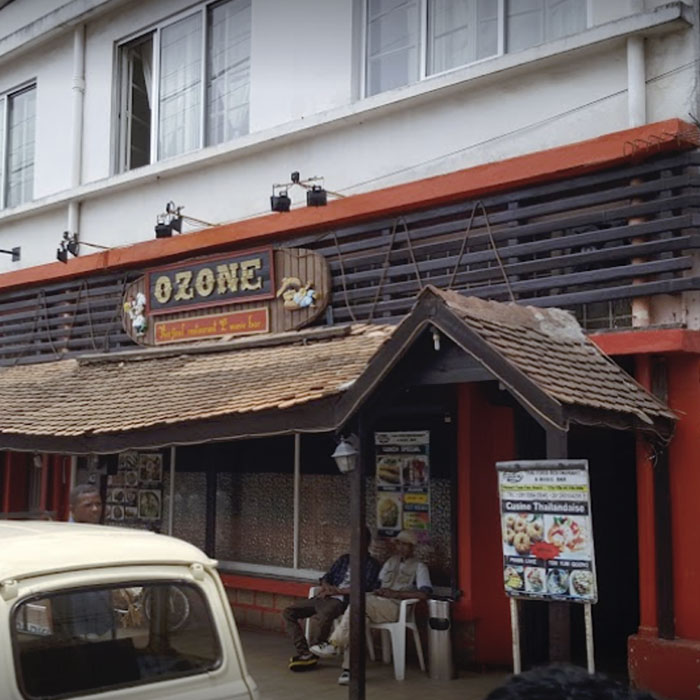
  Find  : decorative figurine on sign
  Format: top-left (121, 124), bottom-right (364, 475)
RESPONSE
top-left (124, 291), bottom-right (148, 336)
top-left (276, 277), bottom-right (318, 310)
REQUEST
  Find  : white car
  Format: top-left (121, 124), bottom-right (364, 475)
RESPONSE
top-left (0, 521), bottom-right (259, 700)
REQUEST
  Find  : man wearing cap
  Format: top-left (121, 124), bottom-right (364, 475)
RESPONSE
top-left (311, 529), bottom-right (432, 685)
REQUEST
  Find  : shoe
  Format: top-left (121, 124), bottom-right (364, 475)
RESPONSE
top-left (309, 641), bottom-right (338, 657)
top-left (288, 652), bottom-right (318, 672)
top-left (338, 670), bottom-right (350, 685)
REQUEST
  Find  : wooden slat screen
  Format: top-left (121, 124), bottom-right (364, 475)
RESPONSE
top-left (0, 150), bottom-right (698, 366)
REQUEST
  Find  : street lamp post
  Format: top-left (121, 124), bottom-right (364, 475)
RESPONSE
top-left (332, 433), bottom-right (367, 700)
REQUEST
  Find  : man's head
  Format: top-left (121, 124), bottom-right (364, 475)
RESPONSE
top-left (395, 529), bottom-right (417, 558)
top-left (70, 484), bottom-right (103, 524)
top-left (484, 664), bottom-right (658, 700)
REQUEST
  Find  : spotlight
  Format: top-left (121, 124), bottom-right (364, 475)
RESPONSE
top-left (270, 189), bottom-right (291, 213)
top-left (0, 246), bottom-right (20, 262)
top-left (306, 185), bottom-right (327, 207)
top-left (155, 216), bottom-right (173, 238)
top-left (269, 172), bottom-right (339, 211)
top-left (56, 232), bottom-right (110, 263)
top-left (154, 202), bottom-right (214, 237)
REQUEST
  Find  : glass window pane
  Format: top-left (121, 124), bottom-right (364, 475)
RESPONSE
top-left (507, 0), bottom-right (544, 53)
top-left (546, 0), bottom-right (586, 41)
top-left (213, 437), bottom-right (294, 567)
top-left (6, 86), bottom-right (35, 208)
top-left (119, 34), bottom-right (154, 172)
top-left (366, 0), bottom-right (419, 96)
top-left (507, 0), bottom-right (585, 52)
top-left (159, 13), bottom-right (202, 160)
top-left (428, 0), bottom-right (498, 75)
top-left (14, 582), bottom-right (221, 698)
top-left (207, 0), bottom-right (251, 146)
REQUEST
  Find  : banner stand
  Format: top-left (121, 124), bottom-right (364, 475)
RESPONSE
top-left (510, 597), bottom-right (522, 674)
top-left (584, 602), bottom-right (595, 673)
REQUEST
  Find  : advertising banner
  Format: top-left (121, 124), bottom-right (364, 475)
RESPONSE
top-left (496, 460), bottom-right (598, 603)
top-left (375, 431), bottom-right (430, 538)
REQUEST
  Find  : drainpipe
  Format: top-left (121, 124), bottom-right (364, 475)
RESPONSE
top-left (67, 24), bottom-right (85, 237)
top-left (627, 35), bottom-right (650, 327)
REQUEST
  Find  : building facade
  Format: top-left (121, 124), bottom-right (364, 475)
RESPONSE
top-left (1, 1), bottom-right (700, 698)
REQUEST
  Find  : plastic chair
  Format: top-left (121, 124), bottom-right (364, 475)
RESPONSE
top-left (304, 586), bottom-right (342, 643)
top-left (367, 598), bottom-right (426, 681)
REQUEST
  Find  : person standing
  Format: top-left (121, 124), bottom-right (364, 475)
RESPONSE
top-left (54, 483), bottom-right (113, 639)
top-left (68, 483), bottom-right (103, 524)
top-left (283, 527), bottom-right (381, 671)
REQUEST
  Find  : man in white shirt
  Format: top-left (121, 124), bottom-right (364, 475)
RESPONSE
top-left (311, 529), bottom-right (432, 685)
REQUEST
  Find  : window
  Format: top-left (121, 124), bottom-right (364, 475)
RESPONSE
top-left (0, 84), bottom-right (36, 208)
top-left (13, 582), bottom-right (221, 698)
top-left (365, 0), bottom-right (588, 96)
top-left (117, 0), bottom-right (250, 172)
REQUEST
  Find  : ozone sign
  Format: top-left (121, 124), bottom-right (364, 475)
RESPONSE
top-left (121, 247), bottom-right (330, 346)
top-left (147, 248), bottom-right (274, 315)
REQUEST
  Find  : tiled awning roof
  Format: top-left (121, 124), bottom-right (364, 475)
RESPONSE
top-left (432, 288), bottom-right (675, 427)
top-left (0, 324), bottom-right (395, 452)
top-left (0, 287), bottom-right (675, 453)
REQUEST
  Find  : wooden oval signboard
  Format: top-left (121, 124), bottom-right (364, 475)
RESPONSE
top-left (122, 247), bottom-right (330, 346)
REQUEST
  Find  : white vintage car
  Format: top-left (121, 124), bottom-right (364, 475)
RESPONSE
top-left (0, 521), bottom-right (259, 700)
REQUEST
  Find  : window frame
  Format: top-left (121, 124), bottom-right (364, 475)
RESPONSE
top-left (11, 578), bottom-right (223, 699)
top-left (362, 0), bottom-right (592, 98)
top-left (114, 0), bottom-right (250, 173)
top-left (0, 81), bottom-right (37, 210)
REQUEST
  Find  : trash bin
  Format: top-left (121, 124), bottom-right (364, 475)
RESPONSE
top-left (427, 598), bottom-right (455, 680)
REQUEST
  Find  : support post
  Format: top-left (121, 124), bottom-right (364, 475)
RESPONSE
top-left (349, 414), bottom-right (368, 700)
top-left (546, 427), bottom-right (570, 663)
top-left (205, 466), bottom-right (217, 557)
top-left (168, 447), bottom-right (176, 536)
top-left (651, 356), bottom-right (674, 639)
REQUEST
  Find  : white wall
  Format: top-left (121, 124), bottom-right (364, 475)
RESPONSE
top-left (0, 0), bottom-right (696, 275)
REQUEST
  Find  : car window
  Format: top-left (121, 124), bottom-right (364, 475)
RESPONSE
top-left (13, 581), bottom-right (221, 698)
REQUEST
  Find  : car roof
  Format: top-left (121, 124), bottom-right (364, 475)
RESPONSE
top-left (0, 521), bottom-right (216, 582)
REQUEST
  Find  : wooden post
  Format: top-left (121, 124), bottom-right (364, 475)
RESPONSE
top-left (546, 427), bottom-right (570, 663)
top-left (349, 415), bottom-right (368, 700)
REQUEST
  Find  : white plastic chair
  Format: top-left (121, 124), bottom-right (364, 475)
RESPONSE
top-left (366, 598), bottom-right (426, 681)
top-left (304, 585), bottom-right (342, 643)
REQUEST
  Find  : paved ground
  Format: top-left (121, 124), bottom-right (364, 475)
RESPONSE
top-left (240, 628), bottom-right (510, 700)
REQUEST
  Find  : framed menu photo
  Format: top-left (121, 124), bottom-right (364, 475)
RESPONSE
top-left (138, 489), bottom-right (161, 520)
top-left (496, 460), bottom-right (598, 604)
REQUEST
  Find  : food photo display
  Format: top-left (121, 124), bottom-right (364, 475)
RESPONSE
top-left (497, 461), bottom-right (598, 604)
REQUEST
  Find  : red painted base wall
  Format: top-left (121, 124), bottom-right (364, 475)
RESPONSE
top-left (629, 636), bottom-right (700, 700)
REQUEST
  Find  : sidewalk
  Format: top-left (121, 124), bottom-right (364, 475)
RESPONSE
top-left (240, 628), bottom-right (510, 700)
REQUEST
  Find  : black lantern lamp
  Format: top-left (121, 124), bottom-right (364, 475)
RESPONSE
top-left (332, 436), bottom-right (358, 474)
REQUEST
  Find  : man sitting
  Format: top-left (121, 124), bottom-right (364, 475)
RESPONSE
top-left (283, 527), bottom-right (380, 671)
top-left (311, 529), bottom-right (432, 685)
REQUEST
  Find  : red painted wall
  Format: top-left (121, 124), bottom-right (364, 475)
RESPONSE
top-left (667, 355), bottom-right (700, 640)
top-left (455, 384), bottom-right (514, 666)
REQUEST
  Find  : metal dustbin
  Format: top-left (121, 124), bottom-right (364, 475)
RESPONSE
top-left (427, 598), bottom-right (456, 680)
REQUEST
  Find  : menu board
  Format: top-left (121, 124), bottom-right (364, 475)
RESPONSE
top-left (104, 451), bottom-right (163, 528)
top-left (375, 431), bottom-right (430, 538)
top-left (496, 460), bottom-right (598, 604)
